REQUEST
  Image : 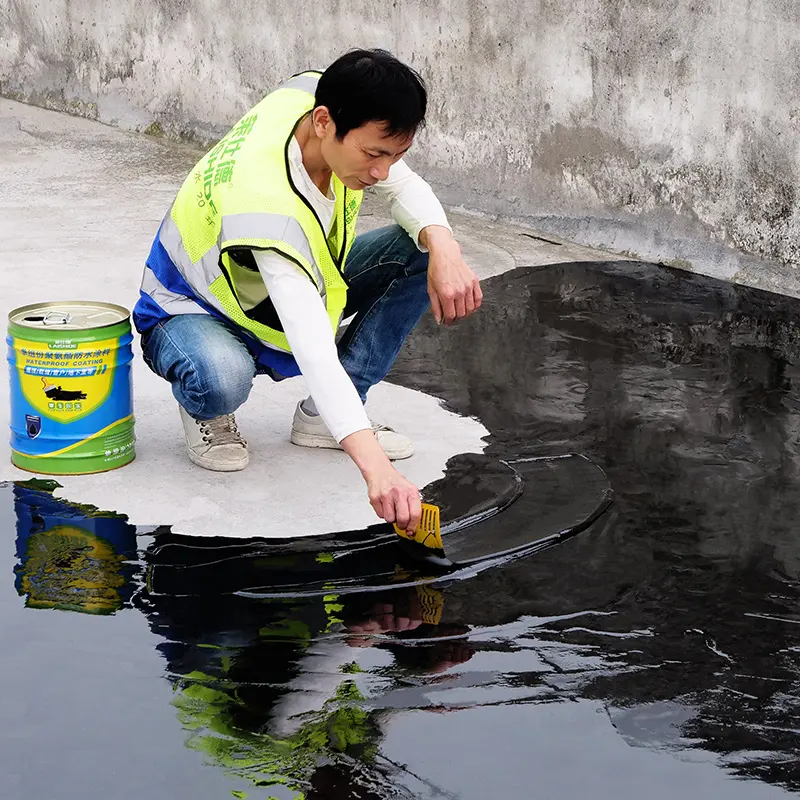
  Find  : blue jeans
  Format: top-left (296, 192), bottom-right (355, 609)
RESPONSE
top-left (140, 225), bottom-right (430, 420)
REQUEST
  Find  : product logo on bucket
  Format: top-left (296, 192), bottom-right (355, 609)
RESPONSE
top-left (14, 336), bottom-right (116, 423)
top-left (25, 414), bottom-right (41, 439)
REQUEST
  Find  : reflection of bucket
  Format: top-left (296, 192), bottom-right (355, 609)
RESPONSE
top-left (13, 482), bottom-right (138, 614)
top-left (7, 302), bottom-right (135, 475)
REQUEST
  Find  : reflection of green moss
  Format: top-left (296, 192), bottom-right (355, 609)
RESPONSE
top-left (258, 618), bottom-right (311, 640)
top-left (171, 671), bottom-right (378, 797)
top-left (323, 593), bottom-right (344, 630)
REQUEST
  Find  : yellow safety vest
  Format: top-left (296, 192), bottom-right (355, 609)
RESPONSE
top-left (156, 72), bottom-right (363, 353)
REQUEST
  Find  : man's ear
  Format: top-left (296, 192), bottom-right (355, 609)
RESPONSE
top-left (312, 106), bottom-right (334, 139)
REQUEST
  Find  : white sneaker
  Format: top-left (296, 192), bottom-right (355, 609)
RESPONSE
top-left (290, 401), bottom-right (414, 460)
top-left (178, 405), bottom-right (249, 472)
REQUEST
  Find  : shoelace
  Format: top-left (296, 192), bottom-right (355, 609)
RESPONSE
top-left (371, 421), bottom-right (396, 433)
top-left (198, 414), bottom-right (246, 447)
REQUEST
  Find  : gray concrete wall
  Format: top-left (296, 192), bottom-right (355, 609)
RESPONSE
top-left (2, 0), bottom-right (799, 284)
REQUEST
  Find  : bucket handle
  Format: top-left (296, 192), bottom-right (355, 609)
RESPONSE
top-left (22, 311), bottom-right (73, 326)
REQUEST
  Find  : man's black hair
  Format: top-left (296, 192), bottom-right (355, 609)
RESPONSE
top-left (315, 49), bottom-right (427, 140)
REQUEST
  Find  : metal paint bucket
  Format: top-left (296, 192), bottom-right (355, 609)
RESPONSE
top-left (7, 302), bottom-right (135, 475)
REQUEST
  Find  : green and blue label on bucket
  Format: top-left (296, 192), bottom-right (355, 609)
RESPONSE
top-left (7, 302), bottom-right (135, 475)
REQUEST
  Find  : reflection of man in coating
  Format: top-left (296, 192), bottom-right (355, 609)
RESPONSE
top-left (136, 582), bottom-right (474, 793)
top-left (342, 591), bottom-right (475, 674)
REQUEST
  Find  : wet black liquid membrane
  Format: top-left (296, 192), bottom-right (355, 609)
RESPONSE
top-left (3, 260), bottom-right (800, 799)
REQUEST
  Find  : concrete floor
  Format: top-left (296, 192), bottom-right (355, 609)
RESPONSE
top-left (0, 99), bottom-right (626, 538)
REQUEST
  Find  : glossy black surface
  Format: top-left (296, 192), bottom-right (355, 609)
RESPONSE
top-left (4, 260), bottom-right (800, 798)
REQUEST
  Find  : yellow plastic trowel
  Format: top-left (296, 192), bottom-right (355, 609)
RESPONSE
top-left (393, 503), bottom-right (445, 561)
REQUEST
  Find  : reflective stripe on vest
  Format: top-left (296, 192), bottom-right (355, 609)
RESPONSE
top-left (282, 73), bottom-right (322, 94)
top-left (159, 210), bottom-right (326, 297)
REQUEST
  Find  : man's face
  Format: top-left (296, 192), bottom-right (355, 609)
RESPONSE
top-left (315, 110), bottom-right (414, 190)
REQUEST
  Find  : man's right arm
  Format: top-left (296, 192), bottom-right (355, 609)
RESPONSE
top-left (254, 251), bottom-right (422, 533)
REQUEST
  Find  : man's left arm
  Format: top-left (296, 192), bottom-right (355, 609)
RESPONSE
top-left (373, 161), bottom-right (483, 326)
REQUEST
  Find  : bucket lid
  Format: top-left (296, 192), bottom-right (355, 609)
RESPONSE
top-left (8, 302), bottom-right (130, 331)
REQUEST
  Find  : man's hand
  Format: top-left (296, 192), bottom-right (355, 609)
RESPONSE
top-left (340, 429), bottom-right (422, 533)
top-left (345, 596), bottom-right (424, 647)
top-left (365, 461), bottom-right (422, 533)
top-left (420, 225), bottom-right (483, 326)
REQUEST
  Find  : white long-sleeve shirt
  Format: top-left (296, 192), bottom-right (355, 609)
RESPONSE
top-left (254, 137), bottom-right (450, 443)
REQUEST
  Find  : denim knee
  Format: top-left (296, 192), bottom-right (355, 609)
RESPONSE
top-left (174, 346), bottom-right (255, 419)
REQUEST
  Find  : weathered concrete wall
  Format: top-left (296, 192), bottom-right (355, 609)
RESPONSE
top-left (2, 0), bottom-right (799, 281)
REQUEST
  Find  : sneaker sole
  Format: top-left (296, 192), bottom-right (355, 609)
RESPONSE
top-left (290, 430), bottom-right (414, 461)
top-left (188, 450), bottom-right (249, 472)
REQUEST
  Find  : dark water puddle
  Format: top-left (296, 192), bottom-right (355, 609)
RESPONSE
top-left (4, 260), bottom-right (800, 798)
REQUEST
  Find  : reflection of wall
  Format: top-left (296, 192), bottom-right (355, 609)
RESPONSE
top-left (391, 260), bottom-right (800, 789)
